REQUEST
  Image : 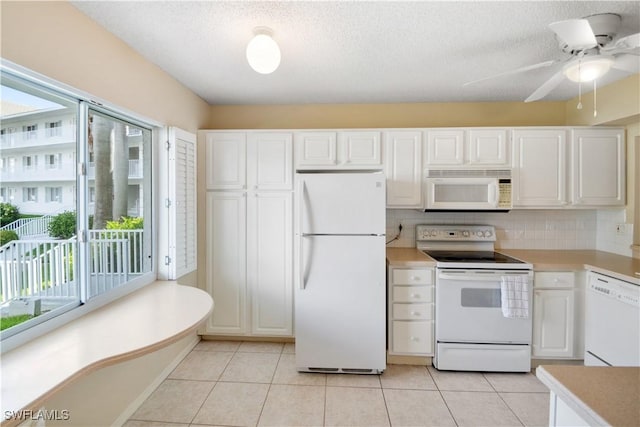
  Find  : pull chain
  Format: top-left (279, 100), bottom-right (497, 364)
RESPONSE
top-left (576, 60), bottom-right (583, 110)
top-left (593, 79), bottom-right (598, 118)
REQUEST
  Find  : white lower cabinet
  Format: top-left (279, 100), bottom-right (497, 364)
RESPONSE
top-left (532, 271), bottom-right (583, 359)
top-left (205, 190), bottom-right (293, 337)
top-left (388, 267), bottom-right (434, 356)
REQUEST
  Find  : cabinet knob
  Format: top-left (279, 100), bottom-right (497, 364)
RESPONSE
top-left (411, 276), bottom-right (420, 281)
top-left (410, 311), bottom-right (421, 316)
top-left (411, 293), bottom-right (421, 299)
top-left (410, 336), bottom-right (420, 342)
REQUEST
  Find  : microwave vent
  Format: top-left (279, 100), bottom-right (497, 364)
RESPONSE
top-left (426, 169), bottom-right (511, 178)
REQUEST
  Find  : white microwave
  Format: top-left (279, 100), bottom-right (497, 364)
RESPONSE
top-left (423, 169), bottom-right (512, 211)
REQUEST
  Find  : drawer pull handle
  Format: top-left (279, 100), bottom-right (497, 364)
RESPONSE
top-left (410, 337), bottom-right (420, 342)
top-left (411, 276), bottom-right (420, 281)
top-left (411, 293), bottom-right (421, 298)
top-left (410, 311), bottom-right (421, 316)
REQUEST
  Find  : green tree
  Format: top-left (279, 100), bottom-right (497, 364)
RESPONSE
top-left (0, 203), bottom-right (20, 226)
top-left (48, 211), bottom-right (77, 239)
top-left (0, 230), bottom-right (19, 246)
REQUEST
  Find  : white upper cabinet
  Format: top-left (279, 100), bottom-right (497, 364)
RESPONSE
top-left (425, 129), bottom-right (510, 167)
top-left (571, 128), bottom-right (625, 206)
top-left (512, 129), bottom-right (568, 207)
top-left (468, 129), bottom-right (510, 166)
top-left (339, 131), bottom-right (382, 166)
top-left (425, 129), bottom-right (464, 165)
top-left (295, 130), bottom-right (382, 169)
top-left (384, 130), bottom-right (422, 208)
top-left (247, 132), bottom-right (293, 191)
top-left (206, 132), bottom-right (246, 190)
top-left (295, 131), bottom-right (337, 167)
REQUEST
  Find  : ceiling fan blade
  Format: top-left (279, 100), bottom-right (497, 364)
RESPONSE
top-left (611, 53), bottom-right (640, 73)
top-left (463, 60), bottom-right (556, 86)
top-left (549, 19), bottom-right (597, 50)
top-left (525, 70), bottom-right (566, 103)
top-left (602, 33), bottom-right (640, 51)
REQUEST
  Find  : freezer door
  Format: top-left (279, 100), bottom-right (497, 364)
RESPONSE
top-left (299, 172), bottom-right (385, 235)
top-left (295, 235), bottom-right (386, 373)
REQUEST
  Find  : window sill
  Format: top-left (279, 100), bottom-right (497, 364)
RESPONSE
top-left (0, 281), bottom-right (213, 426)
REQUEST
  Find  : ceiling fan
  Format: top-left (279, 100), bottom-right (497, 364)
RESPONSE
top-left (465, 13), bottom-right (640, 103)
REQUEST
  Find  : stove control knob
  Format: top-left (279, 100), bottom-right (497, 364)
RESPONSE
top-left (485, 230), bottom-right (493, 237)
top-left (462, 231), bottom-right (470, 237)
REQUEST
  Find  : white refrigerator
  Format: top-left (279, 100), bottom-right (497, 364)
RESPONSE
top-left (295, 171), bottom-right (386, 374)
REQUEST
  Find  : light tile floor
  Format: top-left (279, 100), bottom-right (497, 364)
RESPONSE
top-left (125, 340), bottom-right (550, 427)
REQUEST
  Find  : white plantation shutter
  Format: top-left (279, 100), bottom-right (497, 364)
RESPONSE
top-left (162, 127), bottom-right (197, 280)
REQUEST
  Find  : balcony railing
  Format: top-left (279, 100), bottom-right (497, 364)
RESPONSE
top-left (0, 229), bottom-right (144, 304)
top-left (87, 159), bottom-right (142, 179)
top-left (0, 125), bottom-right (77, 150)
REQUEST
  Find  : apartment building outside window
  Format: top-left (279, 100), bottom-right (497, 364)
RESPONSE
top-left (23, 124), bottom-right (37, 140)
top-left (45, 153), bottom-right (62, 169)
top-left (22, 155), bottom-right (37, 170)
top-left (45, 186), bottom-right (62, 203)
top-left (23, 187), bottom-right (38, 202)
top-left (46, 120), bottom-right (62, 137)
top-left (1, 127), bottom-right (17, 143)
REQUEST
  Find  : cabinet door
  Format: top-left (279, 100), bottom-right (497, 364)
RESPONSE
top-left (425, 129), bottom-right (464, 165)
top-left (205, 132), bottom-right (246, 190)
top-left (571, 129), bottom-right (625, 206)
top-left (295, 132), bottom-right (337, 168)
top-left (205, 192), bottom-right (247, 334)
top-left (247, 132), bottom-right (293, 191)
top-left (338, 131), bottom-right (382, 167)
top-left (247, 192), bottom-right (293, 336)
top-left (512, 130), bottom-right (567, 207)
top-left (468, 129), bottom-right (510, 166)
top-left (532, 289), bottom-right (575, 358)
top-left (384, 131), bottom-right (422, 208)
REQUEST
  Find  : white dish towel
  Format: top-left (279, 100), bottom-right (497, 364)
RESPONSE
top-left (500, 275), bottom-right (529, 319)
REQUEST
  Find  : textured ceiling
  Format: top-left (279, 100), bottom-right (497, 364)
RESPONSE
top-left (71, 1), bottom-right (640, 105)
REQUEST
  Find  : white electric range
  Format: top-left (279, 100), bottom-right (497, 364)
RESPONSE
top-left (416, 225), bottom-right (533, 372)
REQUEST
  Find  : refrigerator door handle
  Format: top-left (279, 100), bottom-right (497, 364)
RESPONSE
top-left (300, 235), bottom-right (313, 290)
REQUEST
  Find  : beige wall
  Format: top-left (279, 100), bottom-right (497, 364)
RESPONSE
top-left (208, 101), bottom-right (566, 129)
top-left (1, 1), bottom-right (210, 132)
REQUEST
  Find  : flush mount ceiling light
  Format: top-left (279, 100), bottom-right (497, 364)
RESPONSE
top-left (563, 56), bottom-right (614, 82)
top-left (246, 27), bottom-right (281, 74)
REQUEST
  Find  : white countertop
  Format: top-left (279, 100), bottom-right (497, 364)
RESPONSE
top-left (0, 281), bottom-right (213, 426)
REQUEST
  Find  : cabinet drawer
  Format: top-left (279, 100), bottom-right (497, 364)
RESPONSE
top-left (392, 320), bottom-right (433, 354)
top-left (535, 272), bottom-right (576, 289)
top-left (393, 286), bottom-right (432, 303)
top-left (392, 269), bottom-right (432, 285)
top-left (393, 303), bottom-right (432, 320)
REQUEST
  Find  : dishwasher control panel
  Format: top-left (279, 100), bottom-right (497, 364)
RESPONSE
top-left (590, 274), bottom-right (640, 307)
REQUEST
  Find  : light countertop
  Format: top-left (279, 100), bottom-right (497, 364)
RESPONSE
top-left (387, 247), bottom-right (639, 285)
top-left (536, 365), bottom-right (640, 426)
top-left (0, 281), bottom-right (213, 427)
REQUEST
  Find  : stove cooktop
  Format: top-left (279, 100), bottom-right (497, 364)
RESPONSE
top-left (423, 250), bottom-right (526, 264)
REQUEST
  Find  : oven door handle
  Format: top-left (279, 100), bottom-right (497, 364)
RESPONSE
top-left (438, 272), bottom-right (529, 282)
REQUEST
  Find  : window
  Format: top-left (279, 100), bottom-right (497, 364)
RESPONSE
top-left (45, 186), bottom-right (62, 203)
top-left (23, 124), bottom-right (38, 140)
top-left (0, 187), bottom-right (5, 202)
top-left (23, 187), bottom-right (38, 202)
top-left (0, 158), bottom-right (5, 170)
top-left (46, 120), bottom-right (62, 137)
top-left (1, 127), bottom-right (16, 143)
top-left (45, 153), bottom-right (61, 169)
top-left (22, 155), bottom-right (37, 170)
top-left (1, 68), bottom-right (154, 345)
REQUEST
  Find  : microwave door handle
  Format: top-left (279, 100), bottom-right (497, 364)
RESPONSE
top-left (489, 183), bottom-right (499, 207)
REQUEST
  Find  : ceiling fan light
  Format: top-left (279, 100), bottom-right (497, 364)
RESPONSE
top-left (246, 27), bottom-right (281, 74)
top-left (563, 57), bottom-right (613, 82)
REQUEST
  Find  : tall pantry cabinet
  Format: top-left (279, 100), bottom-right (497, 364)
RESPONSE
top-left (204, 131), bottom-right (293, 337)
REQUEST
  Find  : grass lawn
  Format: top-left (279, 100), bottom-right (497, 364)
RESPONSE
top-left (1, 314), bottom-right (34, 331)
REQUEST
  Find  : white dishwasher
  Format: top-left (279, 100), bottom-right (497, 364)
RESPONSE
top-left (584, 271), bottom-right (640, 366)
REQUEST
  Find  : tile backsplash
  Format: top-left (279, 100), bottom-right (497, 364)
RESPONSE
top-left (386, 208), bottom-right (632, 256)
